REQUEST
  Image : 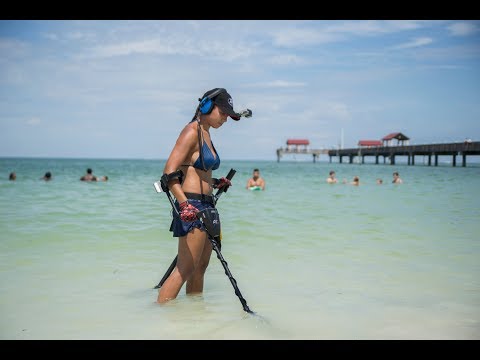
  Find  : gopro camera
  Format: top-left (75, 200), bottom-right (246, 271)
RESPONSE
top-left (238, 109), bottom-right (252, 118)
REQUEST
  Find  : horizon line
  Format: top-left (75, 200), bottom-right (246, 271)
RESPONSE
top-left (0, 155), bottom-right (279, 161)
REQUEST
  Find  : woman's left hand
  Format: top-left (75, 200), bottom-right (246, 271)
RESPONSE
top-left (213, 177), bottom-right (232, 190)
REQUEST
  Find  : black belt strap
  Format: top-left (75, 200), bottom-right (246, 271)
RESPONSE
top-left (184, 192), bottom-right (215, 204)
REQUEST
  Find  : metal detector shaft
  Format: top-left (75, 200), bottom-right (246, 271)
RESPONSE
top-left (153, 168), bottom-right (236, 289)
top-left (208, 235), bottom-right (253, 314)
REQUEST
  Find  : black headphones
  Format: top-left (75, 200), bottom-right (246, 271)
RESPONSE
top-left (198, 88), bottom-right (226, 115)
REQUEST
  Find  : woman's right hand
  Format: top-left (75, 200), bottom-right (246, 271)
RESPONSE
top-left (179, 200), bottom-right (199, 222)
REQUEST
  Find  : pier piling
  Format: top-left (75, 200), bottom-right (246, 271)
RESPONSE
top-left (327, 142), bottom-right (480, 167)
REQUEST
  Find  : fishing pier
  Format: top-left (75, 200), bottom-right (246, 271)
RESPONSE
top-left (327, 141), bottom-right (480, 167)
top-left (276, 139), bottom-right (329, 163)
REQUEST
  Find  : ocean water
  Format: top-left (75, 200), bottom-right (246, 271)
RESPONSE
top-left (1, 157), bottom-right (479, 339)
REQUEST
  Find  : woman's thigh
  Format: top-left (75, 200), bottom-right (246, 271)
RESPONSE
top-left (176, 228), bottom-right (208, 273)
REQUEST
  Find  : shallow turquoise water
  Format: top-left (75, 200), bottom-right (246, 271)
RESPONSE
top-left (1, 158), bottom-right (479, 339)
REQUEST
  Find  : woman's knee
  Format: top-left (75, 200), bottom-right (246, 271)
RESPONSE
top-left (196, 249), bottom-right (213, 274)
top-left (195, 259), bottom-right (210, 275)
top-left (176, 262), bottom-right (196, 280)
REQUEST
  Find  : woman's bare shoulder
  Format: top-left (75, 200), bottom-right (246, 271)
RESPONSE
top-left (180, 121), bottom-right (197, 135)
top-left (176, 122), bottom-right (198, 144)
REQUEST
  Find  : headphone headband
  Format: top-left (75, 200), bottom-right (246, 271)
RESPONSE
top-left (199, 88), bottom-right (225, 103)
top-left (198, 88), bottom-right (226, 117)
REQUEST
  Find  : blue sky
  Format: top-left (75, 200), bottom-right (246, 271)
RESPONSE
top-left (1, 20), bottom-right (479, 160)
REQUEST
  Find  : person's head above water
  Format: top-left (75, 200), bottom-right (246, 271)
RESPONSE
top-left (392, 171), bottom-right (403, 184)
top-left (253, 168), bottom-right (260, 180)
top-left (43, 171), bottom-right (52, 181)
top-left (9, 172), bottom-right (16, 181)
top-left (196, 88), bottom-right (241, 121)
top-left (87, 168), bottom-right (93, 174)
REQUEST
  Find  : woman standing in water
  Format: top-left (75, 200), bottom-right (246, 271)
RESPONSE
top-left (157, 88), bottom-right (242, 304)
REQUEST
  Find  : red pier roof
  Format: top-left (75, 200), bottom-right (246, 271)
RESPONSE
top-left (382, 132), bottom-right (410, 141)
top-left (287, 139), bottom-right (310, 145)
top-left (358, 140), bottom-right (382, 147)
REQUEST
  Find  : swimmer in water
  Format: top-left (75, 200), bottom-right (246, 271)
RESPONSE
top-left (392, 172), bottom-right (403, 184)
top-left (246, 168), bottom-right (265, 190)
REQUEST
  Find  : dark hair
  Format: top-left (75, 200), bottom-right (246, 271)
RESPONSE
top-left (9, 172), bottom-right (16, 180)
top-left (87, 168), bottom-right (92, 174)
top-left (253, 168), bottom-right (259, 172)
top-left (393, 172), bottom-right (399, 176)
top-left (104, 176), bottom-right (109, 181)
top-left (329, 170), bottom-right (335, 175)
top-left (45, 172), bottom-right (51, 179)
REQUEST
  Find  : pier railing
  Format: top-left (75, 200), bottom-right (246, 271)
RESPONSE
top-left (276, 147), bottom-right (330, 162)
top-left (327, 141), bottom-right (480, 167)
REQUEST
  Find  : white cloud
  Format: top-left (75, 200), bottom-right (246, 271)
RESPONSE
top-left (324, 20), bottom-right (414, 35)
top-left (43, 33), bottom-right (59, 41)
top-left (268, 54), bottom-right (306, 65)
top-left (66, 31), bottom-right (96, 41)
top-left (411, 44), bottom-right (480, 61)
top-left (448, 22), bottom-right (478, 36)
top-left (329, 20), bottom-right (442, 35)
top-left (318, 101), bottom-right (351, 122)
top-left (0, 38), bottom-right (29, 58)
top-left (26, 117), bottom-right (41, 126)
top-left (271, 28), bottom-right (340, 47)
top-left (391, 37), bottom-right (433, 50)
top-left (244, 80), bottom-right (307, 88)
top-left (383, 20), bottom-right (423, 31)
top-left (87, 37), bottom-right (253, 62)
top-left (418, 64), bottom-right (466, 70)
top-left (42, 31), bottom-right (95, 42)
top-left (91, 39), bottom-right (171, 57)
top-left (269, 20), bottom-right (426, 48)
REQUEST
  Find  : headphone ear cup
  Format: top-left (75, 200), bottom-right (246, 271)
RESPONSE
top-left (199, 97), bottom-right (214, 115)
